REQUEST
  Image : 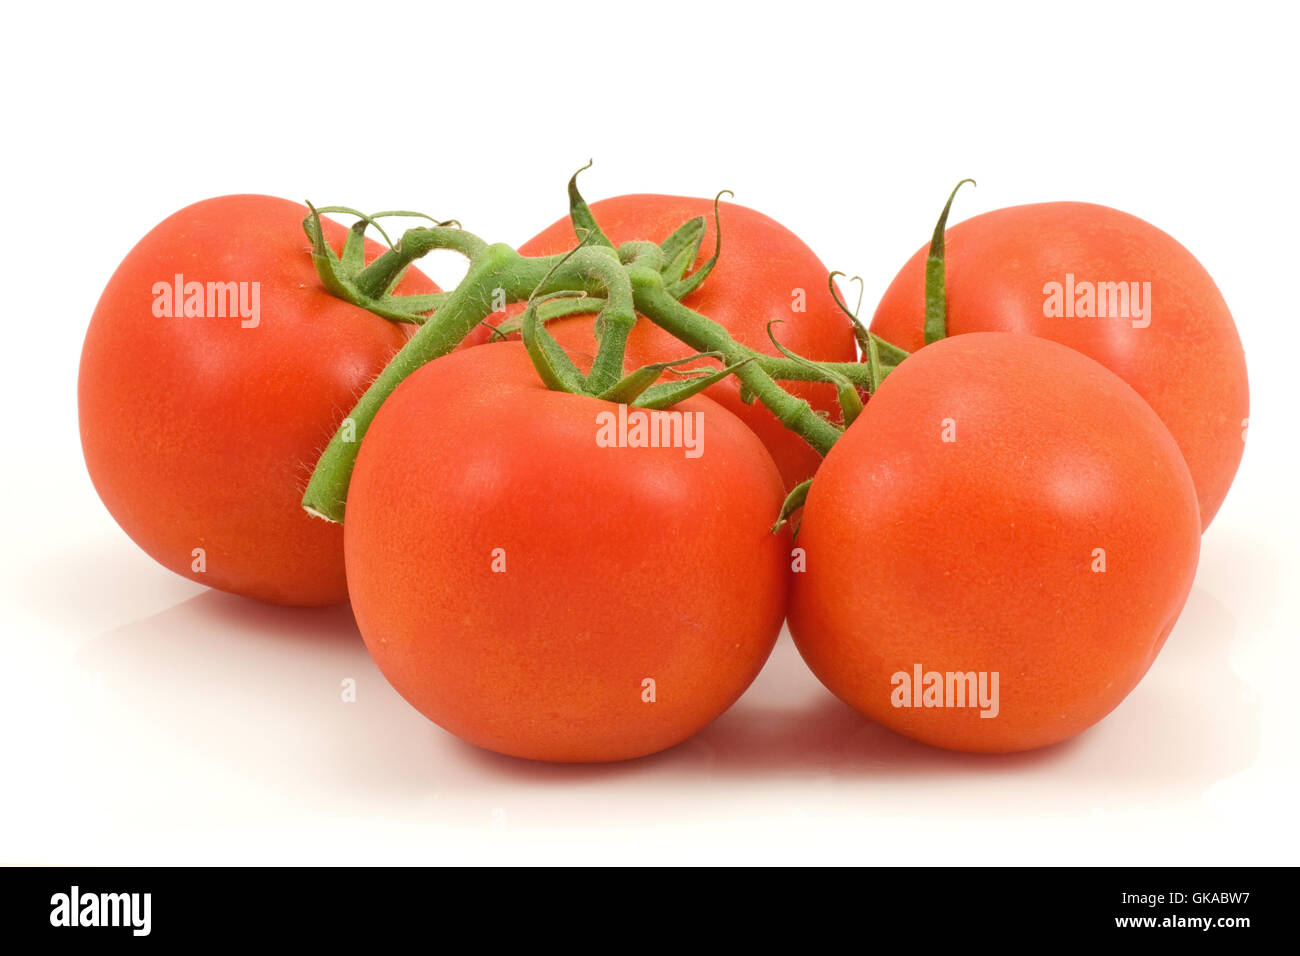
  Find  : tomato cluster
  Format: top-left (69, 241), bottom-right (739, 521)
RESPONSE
top-left (78, 182), bottom-right (1246, 760)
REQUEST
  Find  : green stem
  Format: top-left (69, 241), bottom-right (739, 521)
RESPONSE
top-left (517, 246), bottom-right (638, 396)
top-left (303, 243), bottom-right (606, 522)
top-left (354, 225), bottom-right (488, 300)
top-left (923, 178), bottom-right (976, 345)
top-left (758, 354), bottom-right (897, 387)
top-left (630, 269), bottom-right (842, 455)
top-left (567, 161), bottom-right (615, 250)
top-left (772, 478), bottom-right (812, 533)
top-left (488, 295), bottom-right (610, 339)
top-left (618, 240), bottom-right (663, 269)
top-left (577, 256), bottom-right (638, 395)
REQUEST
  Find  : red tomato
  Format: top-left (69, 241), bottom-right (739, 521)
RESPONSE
top-left (79, 195), bottom-right (437, 606)
top-left (345, 342), bottom-right (789, 762)
top-left (788, 333), bottom-right (1201, 753)
top-left (870, 201), bottom-right (1248, 528)
top-left (468, 195), bottom-right (858, 489)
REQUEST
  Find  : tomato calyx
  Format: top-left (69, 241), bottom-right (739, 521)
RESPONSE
top-left (522, 291), bottom-right (749, 410)
top-left (302, 204), bottom-right (469, 324)
top-left (656, 215), bottom-right (708, 287)
top-left (299, 176), bottom-right (727, 524)
top-left (563, 171), bottom-right (884, 449)
top-left (831, 271), bottom-right (909, 370)
top-left (511, 221), bottom-right (746, 408)
top-left (299, 167), bottom-right (915, 525)
top-left (771, 478), bottom-right (812, 535)
top-left (301, 221), bottom-right (615, 523)
top-left (520, 171), bottom-right (915, 466)
top-left (923, 178), bottom-right (977, 344)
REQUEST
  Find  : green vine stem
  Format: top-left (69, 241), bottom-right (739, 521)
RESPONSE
top-left (303, 205), bottom-right (465, 323)
top-left (772, 478), bottom-right (812, 534)
top-left (302, 234), bottom-right (623, 523)
top-left (923, 178), bottom-right (976, 344)
top-left (754, 352), bottom-right (894, 387)
top-left (765, 321), bottom-right (862, 427)
top-left (486, 295), bottom-right (610, 338)
top-left (300, 174), bottom-right (927, 525)
top-left (519, 287), bottom-right (744, 409)
top-left (629, 268), bottom-right (843, 455)
top-left (828, 270), bottom-right (908, 367)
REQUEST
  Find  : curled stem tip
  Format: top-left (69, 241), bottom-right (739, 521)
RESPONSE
top-left (668, 190), bottom-right (731, 300)
top-left (307, 204), bottom-right (399, 250)
top-left (828, 271), bottom-right (865, 323)
top-left (924, 178), bottom-right (976, 345)
top-left (829, 270), bottom-right (871, 350)
top-left (567, 161), bottom-right (614, 250)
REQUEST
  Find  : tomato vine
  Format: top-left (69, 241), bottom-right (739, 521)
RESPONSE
top-left (301, 167), bottom-right (920, 523)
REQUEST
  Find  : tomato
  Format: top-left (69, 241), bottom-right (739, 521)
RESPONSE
top-left (79, 195), bottom-right (437, 606)
top-left (469, 194), bottom-right (858, 489)
top-left (870, 201), bottom-right (1248, 528)
top-left (788, 333), bottom-right (1200, 753)
top-left (345, 341), bottom-right (789, 762)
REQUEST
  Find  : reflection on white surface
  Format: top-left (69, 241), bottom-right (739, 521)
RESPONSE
top-left (0, 575), bottom-right (1254, 863)
top-left (0, 511), bottom-right (1280, 865)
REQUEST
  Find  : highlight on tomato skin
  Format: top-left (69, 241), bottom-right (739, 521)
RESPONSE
top-left (343, 342), bottom-right (791, 763)
top-left (77, 195), bottom-right (438, 606)
top-left (870, 200), bottom-right (1248, 530)
top-left (788, 332), bottom-right (1202, 754)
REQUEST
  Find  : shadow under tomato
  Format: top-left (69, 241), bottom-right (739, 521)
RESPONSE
top-left (65, 578), bottom-right (1259, 835)
top-left (448, 581), bottom-right (1256, 808)
top-left (687, 586), bottom-right (1258, 802)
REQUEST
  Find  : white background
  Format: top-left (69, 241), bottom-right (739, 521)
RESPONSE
top-left (2, 1), bottom-right (1296, 865)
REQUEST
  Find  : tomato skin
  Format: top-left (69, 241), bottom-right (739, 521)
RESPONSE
top-left (870, 201), bottom-right (1247, 528)
top-left (788, 333), bottom-right (1200, 753)
top-left (78, 195), bottom-right (437, 606)
top-left (345, 342), bottom-right (789, 762)
top-left (466, 195), bottom-right (858, 489)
